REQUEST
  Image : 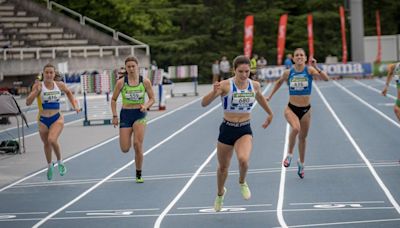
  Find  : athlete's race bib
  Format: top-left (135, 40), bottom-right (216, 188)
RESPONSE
top-left (43, 91), bottom-right (61, 102)
top-left (232, 92), bottom-right (255, 107)
top-left (125, 91), bottom-right (143, 101)
top-left (289, 77), bottom-right (309, 91)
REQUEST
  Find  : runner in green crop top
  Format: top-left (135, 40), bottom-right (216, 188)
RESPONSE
top-left (111, 56), bottom-right (155, 183)
top-left (382, 62), bottom-right (400, 121)
top-left (121, 75), bottom-right (146, 105)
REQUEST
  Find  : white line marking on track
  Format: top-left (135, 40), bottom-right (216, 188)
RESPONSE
top-left (32, 99), bottom-right (220, 227)
top-left (277, 124), bottom-right (290, 228)
top-left (353, 79), bottom-right (397, 100)
top-left (276, 217), bottom-right (400, 228)
top-left (1, 206), bottom-right (396, 223)
top-left (315, 83), bottom-right (400, 215)
top-left (12, 161), bottom-right (399, 188)
top-left (0, 111), bottom-right (77, 134)
top-left (333, 81), bottom-right (400, 128)
top-left (375, 78), bottom-right (397, 89)
top-left (153, 148), bottom-right (217, 228)
top-left (289, 201), bottom-right (385, 206)
top-left (290, 201), bottom-right (384, 205)
top-left (153, 84), bottom-right (271, 228)
top-left (177, 203), bottom-right (272, 210)
top-left (0, 97), bottom-right (202, 193)
top-left (66, 208), bottom-right (159, 213)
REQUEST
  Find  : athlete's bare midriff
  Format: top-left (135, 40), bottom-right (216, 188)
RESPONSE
top-left (289, 95), bottom-right (311, 107)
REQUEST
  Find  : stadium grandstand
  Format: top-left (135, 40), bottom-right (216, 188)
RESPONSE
top-left (0, 0), bottom-right (150, 95)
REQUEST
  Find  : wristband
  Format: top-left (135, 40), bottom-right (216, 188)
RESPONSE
top-left (113, 115), bottom-right (118, 118)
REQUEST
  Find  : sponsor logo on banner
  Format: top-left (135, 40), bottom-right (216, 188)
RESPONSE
top-left (259, 62), bottom-right (372, 79)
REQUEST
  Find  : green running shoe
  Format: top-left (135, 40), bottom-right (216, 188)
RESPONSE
top-left (214, 187), bottom-right (227, 212)
top-left (58, 163), bottom-right (67, 176)
top-left (135, 177), bottom-right (144, 183)
top-left (47, 163), bottom-right (54, 181)
top-left (240, 182), bottom-right (251, 200)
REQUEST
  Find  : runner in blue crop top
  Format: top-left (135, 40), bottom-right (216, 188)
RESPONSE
top-left (266, 48), bottom-right (329, 179)
top-left (202, 55), bottom-right (273, 212)
top-left (26, 63), bottom-right (80, 181)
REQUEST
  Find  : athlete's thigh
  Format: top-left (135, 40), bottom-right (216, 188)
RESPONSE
top-left (39, 125), bottom-right (49, 144)
top-left (217, 142), bottom-right (234, 167)
top-left (299, 109), bottom-right (312, 136)
top-left (48, 115), bottom-right (64, 139)
top-left (234, 135), bottom-right (252, 161)
top-left (132, 121), bottom-right (146, 142)
top-left (119, 127), bottom-right (133, 148)
top-left (394, 105), bottom-right (400, 121)
top-left (284, 106), bottom-right (300, 130)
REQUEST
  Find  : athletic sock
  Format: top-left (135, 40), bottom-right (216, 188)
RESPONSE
top-left (136, 170), bottom-right (142, 179)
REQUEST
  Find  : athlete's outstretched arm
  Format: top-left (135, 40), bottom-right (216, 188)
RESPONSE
top-left (142, 78), bottom-right (155, 112)
top-left (26, 82), bottom-right (41, 106)
top-left (310, 58), bottom-right (329, 81)
top-left (265, 70), bottom-right (289, 101)
top-left (201, 81), bottom-right (224, 107)
top-left (254, 81), bottom-right (273, 129)
top-left (111, 79), bottom-right (123, 126)
top-left (58, 82), bottom-right (80, 112)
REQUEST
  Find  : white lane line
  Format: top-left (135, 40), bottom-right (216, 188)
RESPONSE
top-left (32, 101), bottom-right (220, 228)
top-left (153, 84), bottom-right (271, 228)
top-left (277, 124), bottom-right (290, 228)
top-left (66, 208), bottom-right (159, 213)
top-left (177, 203), bottom-right (272, 210)
top-left (0, 212), bottom-right (48, 215)
top-left (290, 201), bottom-right (384, 205)
top-left (153, 148), bottom-right (217, 228)
top-left (375, 78), bottom-right (397, 89)
top-left (333, 80), bottom-right (400, 128)
top-left (20, 117), bottom-right (84, 140)
top-left (0, 111), bottom-right (79, 134)
top-left (315, 83), bottom-right (400, 215)
top-left (0, 97), bottom-right (202, 193)
top-left (353, 79), bottom-right (397, 100)
top-left (13, 161), bottom-right (400, 188)
top-left (280, 217), bottom-right (400, 228)
top-left (1, 206), bottom-right (396, 223)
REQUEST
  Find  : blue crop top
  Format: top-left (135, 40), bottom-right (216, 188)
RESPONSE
top-left (287, 66), bottom-right (313, 96)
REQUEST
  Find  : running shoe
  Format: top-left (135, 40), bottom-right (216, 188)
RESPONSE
top-left (47, 163), bottom-right (54, 181)
top-left (283, 155), bottom-right (292, 167)
top-left (240, 182), bottom-right (251, 200)
top-left (297, 160), bottom-right (304, 179)
top-left (135, 177), bottom-right (144, 183)
top-left (58, 163), bottom-right (67, 176)
top-left (214, 187), bottom-right (227, 212)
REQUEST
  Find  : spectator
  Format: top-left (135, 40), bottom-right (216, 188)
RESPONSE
top-left (212, 59), bottom-right (220, 83)
top-left (220, 56), bottom-right (231, 80)
top-left (257, 56), bottom-right (267, 82)
top-left (284, 54), bottom-right (293, 69)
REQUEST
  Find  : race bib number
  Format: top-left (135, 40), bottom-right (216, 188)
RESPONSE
top-left (232, 92), bottom-right (255, 107)
top-left (125, 91), bottom-right (143, 101)
top-left (289, 77), bottom-right (309, 90)
top-left (43, 91), bottom-right (61, 102)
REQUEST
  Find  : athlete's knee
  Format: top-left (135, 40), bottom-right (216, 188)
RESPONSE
top-left (291, 126), bottom-right (300, 134)
top-left (47, 137), bottom-right (58, 146)
top-left (218, 164), bottom-right (229, 173)
top-left (120, 146), bottom-right (130, 153)
top-left (298, 133), bottom-right (308, 142)
top-left (133, 140), bottom-right (142, 151)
